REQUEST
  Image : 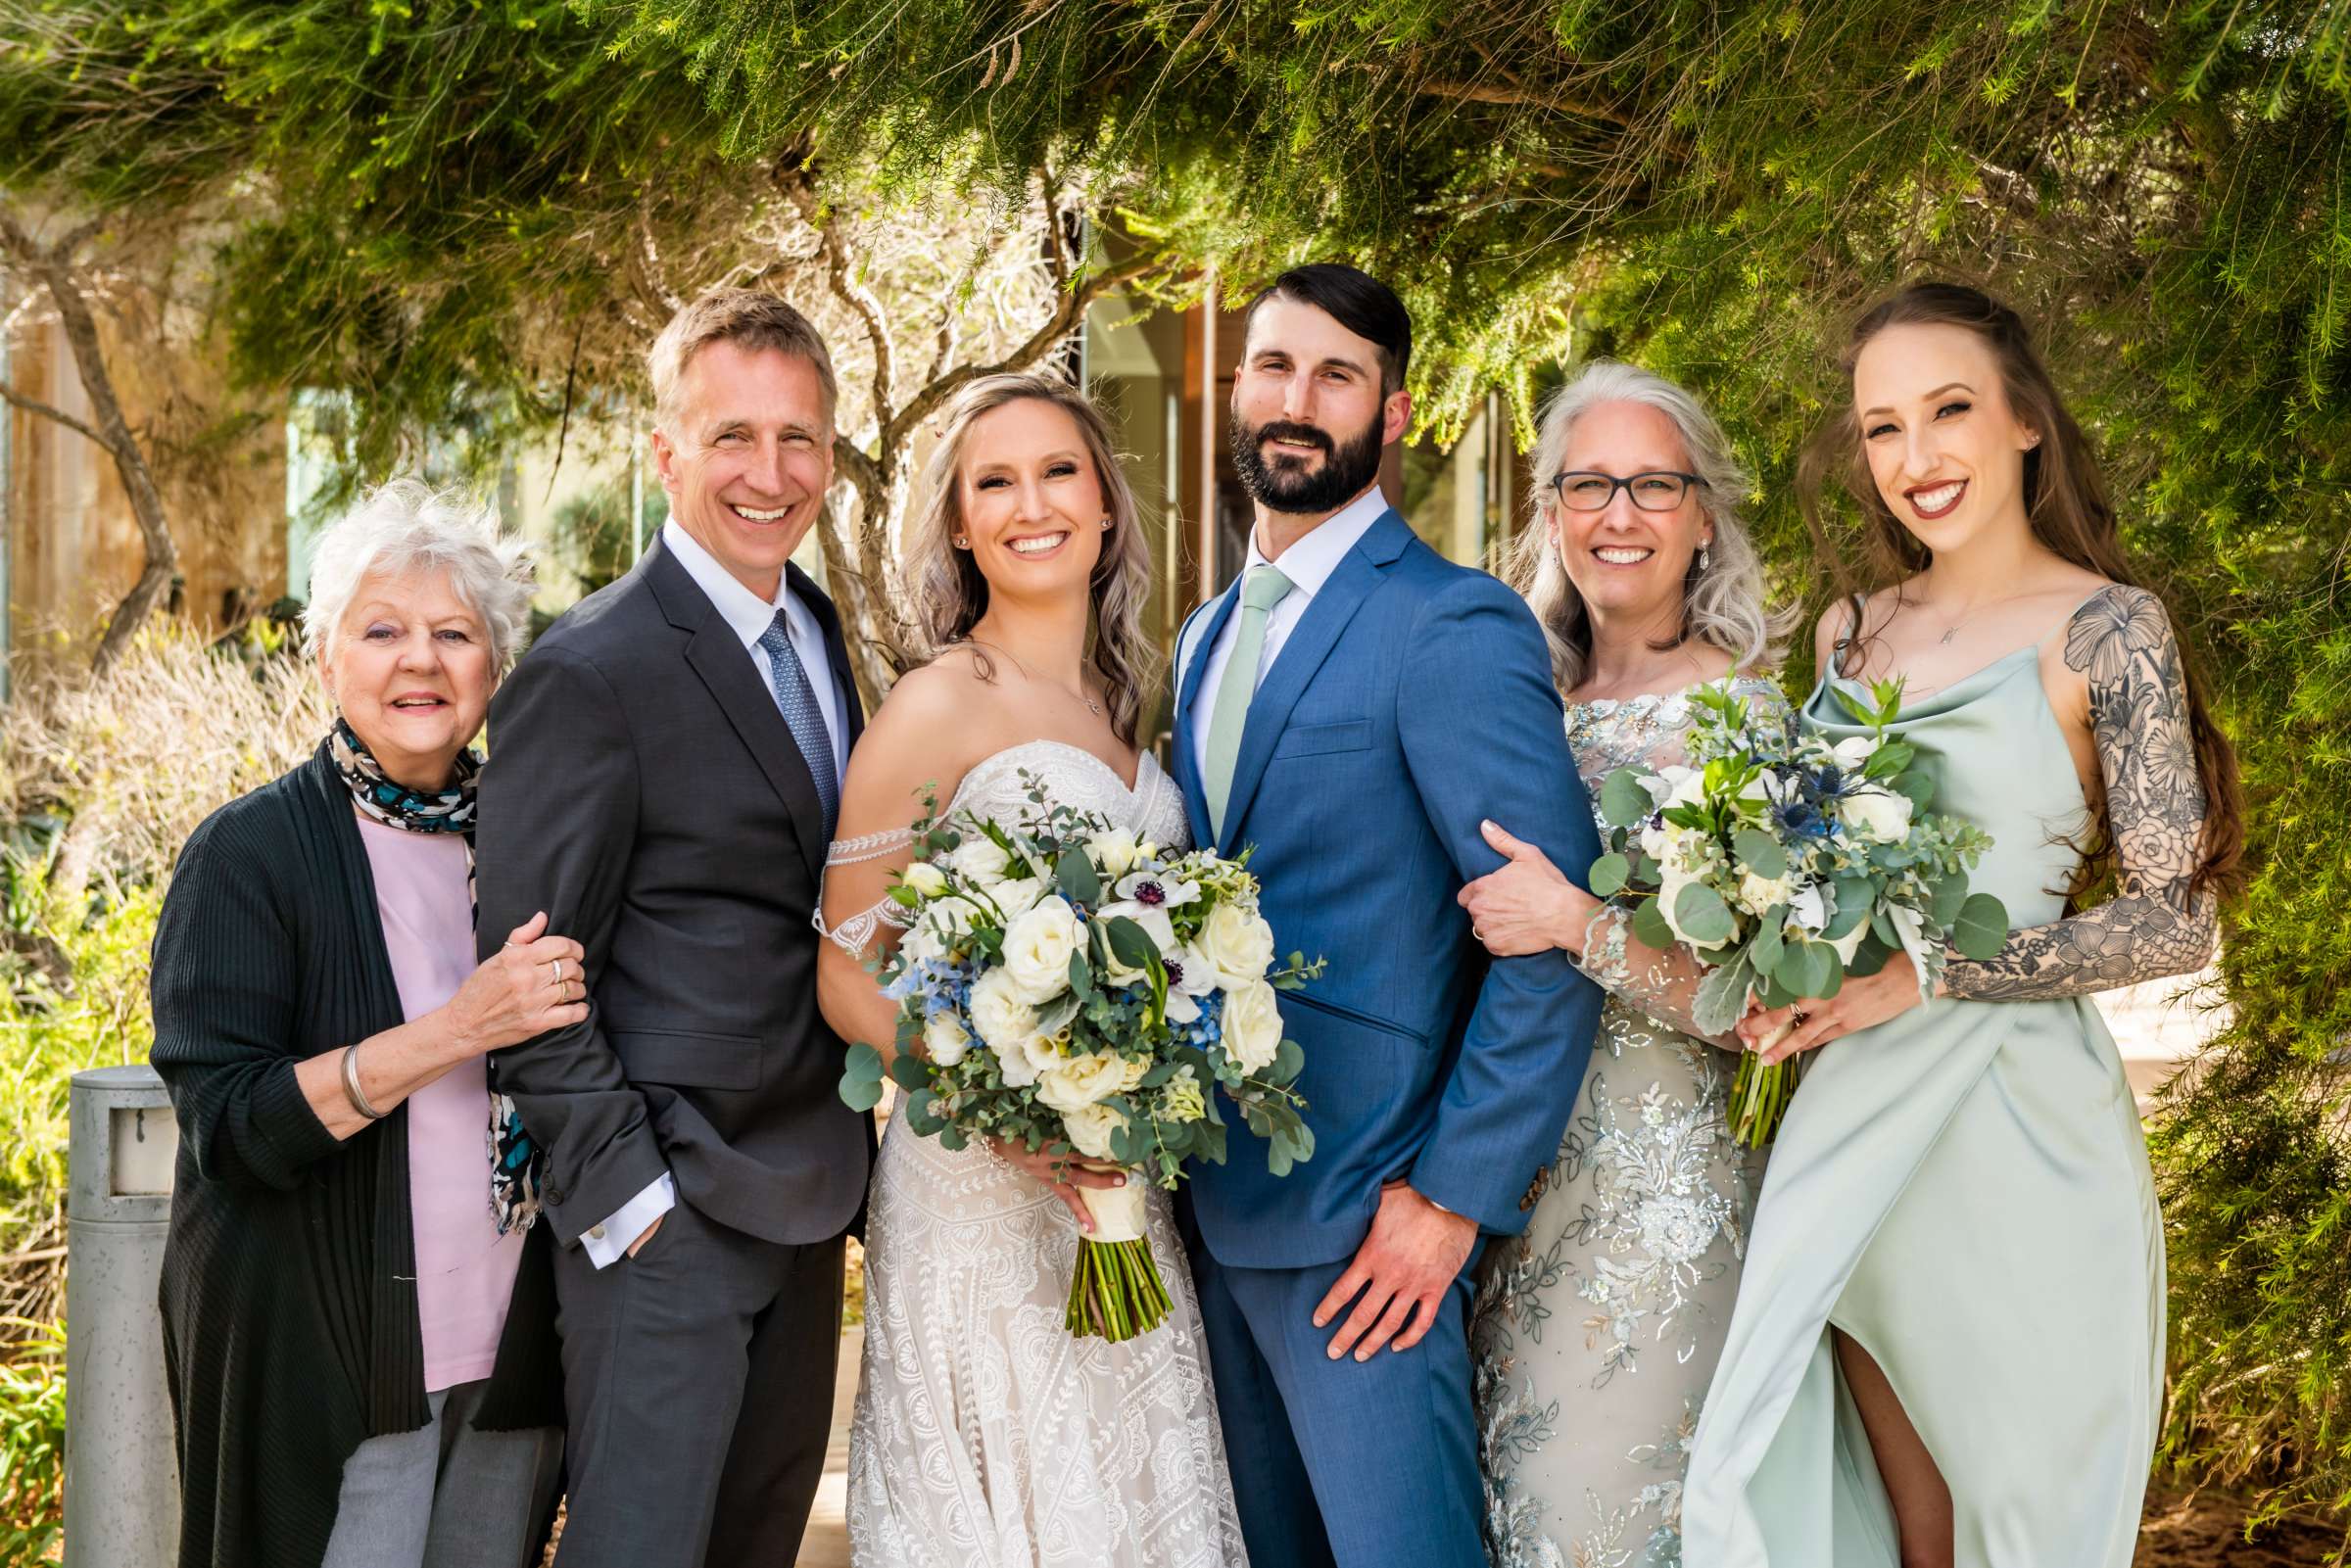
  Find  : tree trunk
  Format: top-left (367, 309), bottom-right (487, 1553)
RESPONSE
top-left (0, 212), bottom-right (180, 676)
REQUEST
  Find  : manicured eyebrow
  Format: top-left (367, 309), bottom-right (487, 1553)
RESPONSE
top-left (1860, 381), bottom-right (1975, 419)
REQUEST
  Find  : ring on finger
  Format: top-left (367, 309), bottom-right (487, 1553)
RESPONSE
top-left (549, 957), bottom-right (563, 987)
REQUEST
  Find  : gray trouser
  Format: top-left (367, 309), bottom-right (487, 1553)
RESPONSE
top-left (321, 1379), bottom-right (563, 1568)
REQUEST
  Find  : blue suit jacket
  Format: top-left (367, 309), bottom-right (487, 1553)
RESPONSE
top-left (1173, 509), bottom-right (1605, 1268)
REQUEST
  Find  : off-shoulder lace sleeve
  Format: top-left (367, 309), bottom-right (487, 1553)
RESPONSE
top-left (814, 827), bottom-right (918, 959)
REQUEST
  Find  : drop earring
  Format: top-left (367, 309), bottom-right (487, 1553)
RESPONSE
top-left (1699, 543), bottom-right (1712, 572)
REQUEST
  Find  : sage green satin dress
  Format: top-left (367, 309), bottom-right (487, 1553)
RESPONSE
top-left (1680, 648), bottom-right (2165, 1567)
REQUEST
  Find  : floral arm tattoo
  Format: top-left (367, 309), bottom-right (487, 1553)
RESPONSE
top-left (1940, 586), bottom-right (2218, 1001)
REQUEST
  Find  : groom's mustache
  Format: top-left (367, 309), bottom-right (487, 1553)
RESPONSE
top-left (1251, 421), bottom-right (1336, 461)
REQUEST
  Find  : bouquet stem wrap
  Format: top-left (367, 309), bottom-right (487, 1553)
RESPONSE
top-left (1067, 1182), bottom-right (1170, 1342)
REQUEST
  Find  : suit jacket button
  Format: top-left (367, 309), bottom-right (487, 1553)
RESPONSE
top-left (547, 1186), bottom-right (566, 1206)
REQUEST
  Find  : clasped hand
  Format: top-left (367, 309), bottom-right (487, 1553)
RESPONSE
top-left (1457, 820), bottom-right (1598, 958)
top-left (1734, 950), bottom-right (1936, 1065)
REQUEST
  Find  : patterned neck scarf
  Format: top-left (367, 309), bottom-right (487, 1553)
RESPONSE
top-left (328, 716), bottom-right (480, 833)
top-left (326, 715), bottom-right (541, 1236)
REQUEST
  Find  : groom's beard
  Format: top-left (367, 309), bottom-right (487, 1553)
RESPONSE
top-left (1230, 410), bottom-right (1384, 515)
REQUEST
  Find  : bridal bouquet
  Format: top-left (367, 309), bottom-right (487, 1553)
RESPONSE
top-left (1588, 680), bottom-right (2009, 1146)
top-left (839, 775), bottom-right (1319, 1341)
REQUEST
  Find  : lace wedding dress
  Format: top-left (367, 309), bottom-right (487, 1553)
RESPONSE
top-left (840, 740), bottom-right (1249, 1568)
top-left (1470, 677), bottom-right (1783, 1568)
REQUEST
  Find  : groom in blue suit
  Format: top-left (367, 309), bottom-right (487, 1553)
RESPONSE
top-left (1173, 264), bottom-right (1605, 1567)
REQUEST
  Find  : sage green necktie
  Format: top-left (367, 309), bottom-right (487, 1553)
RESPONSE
top-left (1204, 563), bottom-right (1294, 840)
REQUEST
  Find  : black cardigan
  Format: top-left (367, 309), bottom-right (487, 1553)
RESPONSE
top-left (149, 745), bottom-right (562, 1568)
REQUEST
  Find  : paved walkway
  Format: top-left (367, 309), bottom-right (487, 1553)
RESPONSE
top-left (797, 1327), bottom-right (858, 1567)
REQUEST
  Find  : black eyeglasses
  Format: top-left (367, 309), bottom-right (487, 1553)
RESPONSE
top-left (1549, 470), bottom-right (1707, 512)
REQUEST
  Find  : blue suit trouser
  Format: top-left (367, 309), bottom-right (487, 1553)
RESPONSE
top-left (1189, 1239), bottom-right (1487, 1568)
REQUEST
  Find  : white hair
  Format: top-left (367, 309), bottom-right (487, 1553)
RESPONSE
top-left (303, 480), bottom-right (536, 668)
top-left (1504, 360), bottom-right (1794, 692)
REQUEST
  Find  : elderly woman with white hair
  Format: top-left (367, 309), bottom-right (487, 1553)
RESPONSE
top-left (1455, 362), bottom-right (1796, 1568)
top-left (152, 481), bottom-right (576, 1568)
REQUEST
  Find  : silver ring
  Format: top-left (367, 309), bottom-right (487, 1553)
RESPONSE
top-left (1472, 927), bottom-right (1487, 942)
top-left (549, 958), bottom-right (563, 987)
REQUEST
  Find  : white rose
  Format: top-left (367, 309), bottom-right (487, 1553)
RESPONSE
top-left (918, 895), bottom-right (982, 949)
top-left (948, 834), bottom-right (1011, 886)
top-left (1061, 1101), bottom-right (1128, 1162)
top-left (988, 876), bottom-right (1045, 923)
top-left (923, 1009), bottom-right (971, 1067)
top-left (1655, 861), bottom-right (1702, 946)
top-left (1638, 819), bottom-right (1669, 860)
top-left (901, 861), bottom-right (948, 898)
top-left (995, 1030), bottom-right (1048, 1088)
top-left (1085, 829), bottom-right (1142, 879)
top-left (1198, 902), bottom-right (1277, 991)
top-left (1002, 895), bottom-right (1080, 1003)
top-left (1036, 1050), bottom-right (1142, 1114)
top-left (1840, 786), bottom-right (1913, 845)
top-left (1661, 767), bottom-right (1708, 811)
top-left (1738, 868), bottom-right (1797, 918)
top-left (1223, 979), bottom-right (1285, 1074)
top-left (1828, 922), bottom-right (1868, 965)
top-left (968, 969), bottom-right (1037, 1053)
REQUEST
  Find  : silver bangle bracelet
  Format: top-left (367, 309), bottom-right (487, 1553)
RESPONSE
top-left (341, 1042), bottom-right (387, 1121)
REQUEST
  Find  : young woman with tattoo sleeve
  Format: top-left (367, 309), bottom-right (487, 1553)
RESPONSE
top-left (1680, 283), bottom-right (2243, 1568)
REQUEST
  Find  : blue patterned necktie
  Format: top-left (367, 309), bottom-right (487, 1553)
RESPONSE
top-left (757, 610), bottom-right (840, 836)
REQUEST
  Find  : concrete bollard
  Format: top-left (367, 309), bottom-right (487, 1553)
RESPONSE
top-left (64, 1064), bottom-right (179, 1568)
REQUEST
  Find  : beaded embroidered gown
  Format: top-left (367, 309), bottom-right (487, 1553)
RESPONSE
top-left (841, 740), bottom-right (1248, 1568)
top-left (1470, 676), bottom-right (1782, 1568)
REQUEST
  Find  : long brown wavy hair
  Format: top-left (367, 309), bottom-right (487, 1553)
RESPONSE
top-left (903, 373), bottom-right (1157, 747)
top-left (1797, 281), bottom-right (2244, 897)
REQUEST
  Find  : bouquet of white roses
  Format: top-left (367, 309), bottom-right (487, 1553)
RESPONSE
top-left (839, 773), bottom-right (1320, 1341)
top-left (1588, 680), bottom-right (2009, 1146)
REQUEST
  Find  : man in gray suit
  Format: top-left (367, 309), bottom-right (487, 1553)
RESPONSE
top-left (475, 290), bottom-right (873, 1565)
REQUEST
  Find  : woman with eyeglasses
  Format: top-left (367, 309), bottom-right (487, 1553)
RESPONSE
top-left (1455, 361), bottom-right (1795, 1568)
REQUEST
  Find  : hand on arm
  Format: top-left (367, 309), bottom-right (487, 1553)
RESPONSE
top-left (296, 911), bottom-right (589, 1139)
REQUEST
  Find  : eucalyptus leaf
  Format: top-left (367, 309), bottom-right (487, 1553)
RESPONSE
top-left (1600, 768), bottom-right (1652, 829)
top-left (1750, 906), bottom-right (1786, 975)
top-left (1732, 828), bottom-right (1787, 879)
top-left (1589, 852), bottom-right (1631, 897)
top-left (842, 1041), bottom-right (885, 1082)
top-left (1056, 849), bottom-right (1101, 907)
top-left (887, 1052), bottom-right (930, 1092)
top-left (838, 1069), bottom-right (884, 1113)
top-left (1674, 881), bottom-right (1738, 946)
top-left (1629, 896), bottom-right (1676, 951)
top-left (1777, 937), bottom-right (1835, 999)
top-left (1952, 893), bottom-right (2010, 960)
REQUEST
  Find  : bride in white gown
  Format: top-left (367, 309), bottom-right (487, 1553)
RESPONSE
top-left (815, 373), bottom-right (1247, 1568)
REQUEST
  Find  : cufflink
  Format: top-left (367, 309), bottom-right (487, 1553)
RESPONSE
top-left (588, 1224), bottom-right (606, 1241)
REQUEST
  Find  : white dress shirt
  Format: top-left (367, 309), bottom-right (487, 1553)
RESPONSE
top-left (1187, 485), bottom-right (1390, 787)
top-left (579, 521), bottom-right (847, 1268)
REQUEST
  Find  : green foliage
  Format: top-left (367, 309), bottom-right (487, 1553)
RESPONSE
top-left (0, 1321), bottom-right (66, 1565)
top-left (5, 0), bottom-right (2351, 1526)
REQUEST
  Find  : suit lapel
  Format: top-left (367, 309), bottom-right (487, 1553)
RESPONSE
top-left (1218, 510), bottom-right (1413, 855)
top-left (1173, 586), bottom-right (1241, 845)
top-left (648, 543), bottom-right (829, 878)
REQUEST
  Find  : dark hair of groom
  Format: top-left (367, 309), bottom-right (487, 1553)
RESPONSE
top-left (1241, 262), bottom-right (1414, 396)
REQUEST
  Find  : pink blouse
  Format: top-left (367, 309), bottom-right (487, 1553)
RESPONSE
top-left (356, 815), bottom-right (526, 1393)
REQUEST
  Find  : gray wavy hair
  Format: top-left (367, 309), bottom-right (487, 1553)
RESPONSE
top-left (1505, 360), bottom-right (1791, 691)
top-left (902, 374), bottom-right (1157, 747)
top-left (303, 479), bottom-right (536, 669)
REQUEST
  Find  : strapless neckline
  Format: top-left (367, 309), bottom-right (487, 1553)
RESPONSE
top-left (952, 736), bottom-right (1159, 799)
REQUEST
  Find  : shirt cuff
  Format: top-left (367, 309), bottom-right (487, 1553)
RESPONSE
top-left (579, 1171), bottom-right (675, 1269)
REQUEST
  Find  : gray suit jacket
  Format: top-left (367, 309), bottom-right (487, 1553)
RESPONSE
top-left (475, 539), bottom-right (873, 1249)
